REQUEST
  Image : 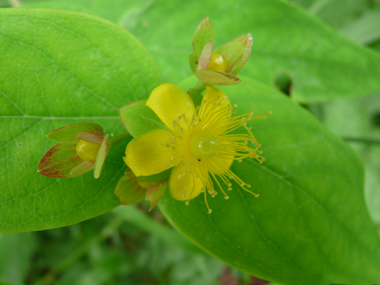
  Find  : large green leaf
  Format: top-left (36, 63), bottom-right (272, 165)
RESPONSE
top-left (25, 0), bottom-right (380, 102)
top-left (155, 77), bottom-right (380, 284)
top-left (0, 8), bottom-right (160, 233)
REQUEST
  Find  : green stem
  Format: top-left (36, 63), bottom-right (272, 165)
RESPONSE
top-left (342, 137), bottom-right (380, 145)
top-left (109, 131), bottom-right (130, 148)
top-left (34, 216), bottom-right (123, 285)
top-left (193, 80), bottom-right (206, 93)
top-left (308, 0), bottom-right (330, 14)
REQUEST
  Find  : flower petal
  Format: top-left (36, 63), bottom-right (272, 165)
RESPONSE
top-left (37, 142), bottom-right (83, 178)
top-left (203, 154), bottom-right (234, 176)
top-left (146, 83), bottom-right (196, 132)
top-left (189, 17), bottom-right (214, 73)
top-left (169, 163), bottom-right (203, 201)
top-left (197, 87), bottom-right (231, 134)
top-left (195, 70), bottom-right (240, 86)
top-left (125, 129), bottom-right (180, 177)
top-left (94, 134), bottom-right (109, 179)
top-left (214, 34), bottom-right (253, 75)
top-left (115, 169), bottom-right (147, 205)
top-left (146, 180), bottom-right (168, 211)
top-left (198, 40), bottom-right (214, 70)
top-left (47, 122), bottom-right (104, 143)
top-left (70, 161), bottom-right (95, 176)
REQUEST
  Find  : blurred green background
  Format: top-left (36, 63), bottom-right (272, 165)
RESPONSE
top-left (1, 0), bottom-right (380, 284)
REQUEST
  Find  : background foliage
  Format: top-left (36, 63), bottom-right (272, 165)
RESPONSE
top-left (1, 0), bottom-right (380, 284)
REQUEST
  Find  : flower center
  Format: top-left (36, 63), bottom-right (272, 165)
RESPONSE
top-left (76, 139), bottom-right (100, 162)
top-left (190, 130), bottom-right (219, 159)
top-left (208, 52), bottom-right (228, 73)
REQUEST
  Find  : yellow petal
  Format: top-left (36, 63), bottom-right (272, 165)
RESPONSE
top-left (125, 129), bottom-right (180, 177)
top-left (146, 83), bottom-right (196, 132)
top-left (197, 86), bottom-right (231, 135)
top-left (169, 163), bottom-right (203, 201)
top-left (202, 154), bottom-right (234, 175)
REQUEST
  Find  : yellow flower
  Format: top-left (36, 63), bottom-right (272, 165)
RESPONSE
top-left (124, 83), bottom-right (270, 213)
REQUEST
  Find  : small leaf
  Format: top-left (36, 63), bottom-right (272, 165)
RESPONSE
top-left (47, 122), bottom-right (104, 142)
top-left (70, 161), bottom-right (94, 176)
top-left (195, 70), bottom-right (240, 85)
top-left (146, 180), bottom-right (168, 211)
top-left (94, 134), bottom-right (110, 179)
top-left (119, 100), bottom-right (168, 138)
top-left (214, 33), bottom-right (252, 75)
top-left (115, 169), bottom-right (147, 205)
top-left (189, 17), bottom-right (214, 73)
top-left (37, 142), bottom-right (82, 178)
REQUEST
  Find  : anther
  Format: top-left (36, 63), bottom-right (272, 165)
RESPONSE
top-left (224, 196), bottom-right (229, 200)
top-left (185, 201), bottom-right (189, 206)
top-left (208, 209), bottom-right (212, 214)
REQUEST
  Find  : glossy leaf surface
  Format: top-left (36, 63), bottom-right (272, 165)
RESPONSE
top-left (0, 8), bottom-right (160, 232)
top-left (157, 77), bottom-right (380, 285)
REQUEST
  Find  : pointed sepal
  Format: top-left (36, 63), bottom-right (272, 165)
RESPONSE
top-left (198, 40), bottom-right (214, 70)
top-left (47, 122), bottom-right (104, 143)
top-left (146, 179), bottom-right (168, 211)
top-left (77, 131), bottom-right (104, 144)
top-left (37, 142), bottom-right (84, 178)
top-left (115, 169), bottom-right (148, 205)
top-left (189, 17), bottom-right (214, 73)
top-left (195, 70), bottom-right (241, 86)
top-left (94, 134), bottom-right (110, 179)
top-left (214, 33), bottom-right (253, 75)
top-left (70, 161), bottom-right (95, 176)
top-left (115, 169), bottom-right (168, 210)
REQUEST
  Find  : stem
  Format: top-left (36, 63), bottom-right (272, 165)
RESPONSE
top-left (343, 137), bottom-right (380, 145)
top-left (109, 131), bottom-right (130, 148)
top-left (193, 80), bottom-right (206, 93)
top-left (34, 217), bottom-right (123, 285)
top-left (308, 0), bottom-right (330, 15)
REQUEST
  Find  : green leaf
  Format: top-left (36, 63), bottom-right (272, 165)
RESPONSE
top-left (119, 100), bottom-right (168, 138)
top-left (128, 0), bottom-right (380, 102)
top-left (158, 77), bottom-right (380, 284)
top-left (24, 0), bottom-right (380, 102)
top-left (0, 8), bottom-right (160, 232)
top-left (339, 10), bottom-right (380, 45)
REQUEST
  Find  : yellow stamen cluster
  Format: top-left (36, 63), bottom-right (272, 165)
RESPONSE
top-left (157, 92), bottom-right (271, 213)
